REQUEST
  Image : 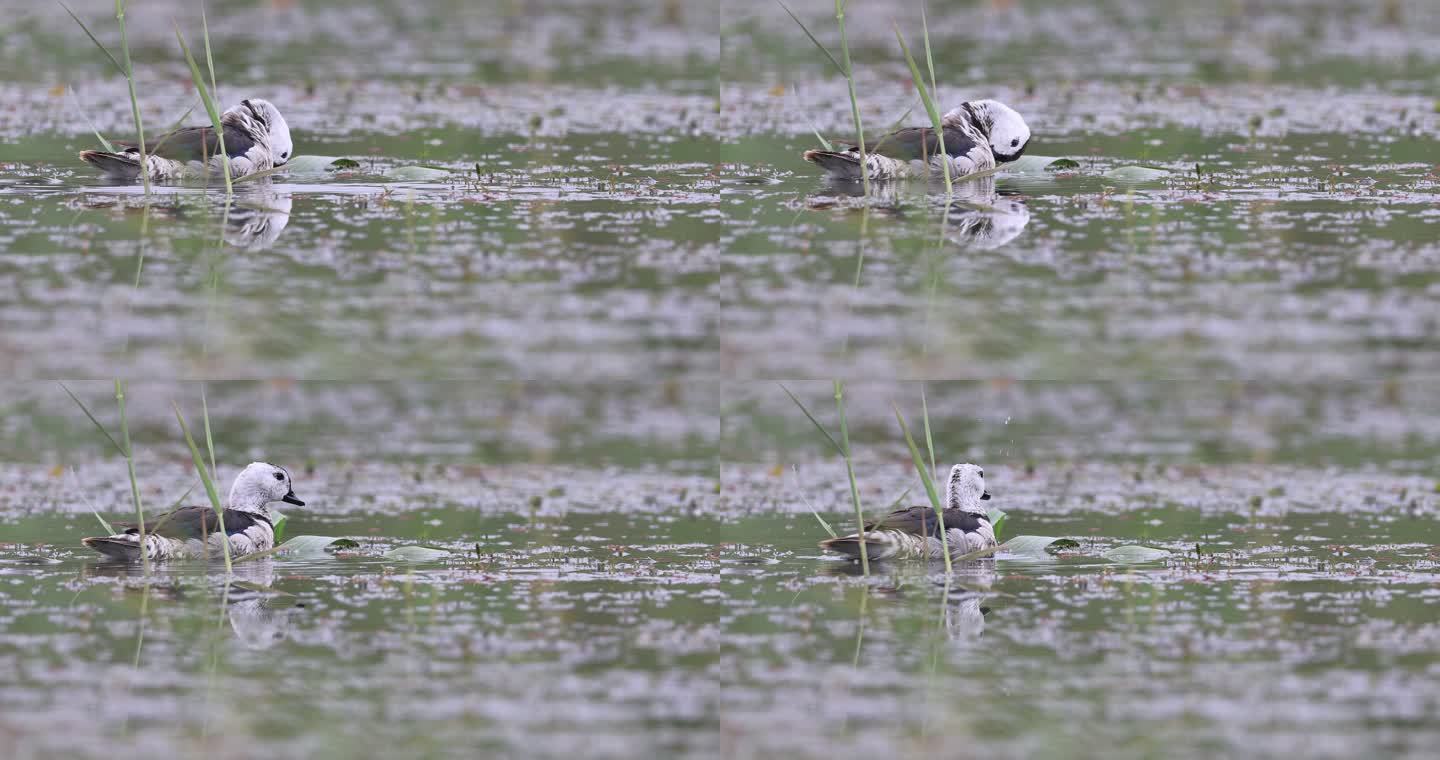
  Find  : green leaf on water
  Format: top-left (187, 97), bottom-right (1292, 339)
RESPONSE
top-left (1004, 155), bottom-right (1067, 175)
top-left (1102, 165), bottom-right (1170, 183)
top-left (271, 535), bottom-right (358, 556)
top-left (1044, 538), bottom-right (1081, 555)
top-left (383, 545), bottom-right (452, 562)
top-left (1001, 535), bottom-right (1077, 556)
top-left (384, 165), bottom-right (452, 181)
top-left (1101, 545), bottom-right (1171, 563)
top-left (1045, 158), bottom-right (1081, 172)
top-left (271, 510), bottom-right (288, 544)
top-left (276, 155), bottom-right (348, 173)
top-left (329, 158), bottom-right (361, 170)
top-left (986, 507), bottom-right (1008, 541)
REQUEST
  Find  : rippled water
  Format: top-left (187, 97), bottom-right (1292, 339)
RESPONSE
top-left (3, 0), bottom-right (1440, 758)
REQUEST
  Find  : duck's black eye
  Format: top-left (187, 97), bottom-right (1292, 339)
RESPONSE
top-left (1010, 139), bottom-right (1019, 148)
top-left (274, 472), bottom-right (285, 481)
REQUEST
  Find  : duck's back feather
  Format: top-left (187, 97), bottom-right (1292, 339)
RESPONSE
top-left (114, 506), bottom-right (268, 540)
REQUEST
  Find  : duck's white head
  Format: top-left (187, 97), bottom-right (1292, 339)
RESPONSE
top-left (235, 98), bottom-right (293, 165)
top-left (948, 99), bottom-right (1030, 163)
top-left (946, 463), bottom-right (991, 513)
top-left (228, 461), bottom-right (304, 514)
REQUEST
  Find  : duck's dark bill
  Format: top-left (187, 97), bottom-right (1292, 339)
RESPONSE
top-left (981, 491), bottom-right (992, 500)
top-left (283, 491), bottom-right (305, 506)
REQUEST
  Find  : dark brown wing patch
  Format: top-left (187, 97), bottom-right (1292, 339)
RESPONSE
top-left (115, 507), bottom-right (265, 540)
top-left (118, 123), bottom-right (257, 163)
top-left (865, 506), bottom-right (989, 538)
top-left (838, 126), bottom-right (980, 162)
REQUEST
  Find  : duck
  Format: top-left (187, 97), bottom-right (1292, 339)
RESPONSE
top-left (79, 98), bottom-right (293, 181)
top-left (82, 462), bottom-right (304, 561)
top-left (803, 99), bottom-right (1031, 181)
top-left (821, 463), bottom-right (997, 561)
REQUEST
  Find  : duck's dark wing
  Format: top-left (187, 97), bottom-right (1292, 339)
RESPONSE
top-left (118, 123), bottom-right (256, 163)
top-left (114, 507), bottom-right (266, 540)
top-left (838, 126), bottom-right (980, 161)
top-left (864, 506), bottom-right (989, 538)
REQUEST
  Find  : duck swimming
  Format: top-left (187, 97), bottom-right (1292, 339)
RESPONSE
top-left (79, 98), bottom-right (293, 181)
top-left (82, 462), bottom-right (304, 561)
top-left (803, 99), bottom-right (1031, 181)
top-left (821, 463), bottom-right (997, 561)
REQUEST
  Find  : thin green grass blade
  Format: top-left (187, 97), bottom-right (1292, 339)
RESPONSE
top-left (66, 85), bottom-right (116, 152)
top-left (835, 0), bottom-right (869, 193)
top-left (58, 382), bottom-right (125, 457)
top-left (779, 383), bottom-right (844, 457)
top-left (920, 385), bottom-right (936, 481)
top-left (776, 0), bottom-right (845, 76)
top-left (894, 23), bottom-right (952, 193)
top-left (115, 380), bottom-right (149, 575)
top-left (789, 465), bottom-right (837, 539)
top-left (834, 381), bottom-right (868, 575)
top-left (199, 4), bottom-right (232, 192)
top-left (173, 23), bottom-right (232, 194)
top-left (172, 402), bottom-right (232, 572)
top-left (201, 386), bottom-right (216, 476)
top-left (919, 7), bottom-right (952, 194)
top-left (147, 100), bottom-right (200, 156)
top-left (59, 2), bottom-right (125, 76)
top-left (232, 165), bottom-right (288, 184)
top-left (922, 6), bottom-right (938, 94)
top-left (113, 0), bottom-right (151, 196)
top-left (69, 468), bottom-right (114, 534)
top-left (892, 403), bottom-right (952, 573)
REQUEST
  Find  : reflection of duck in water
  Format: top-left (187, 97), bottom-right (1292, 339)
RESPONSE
top-left (79, 558), bottom-right (299, 649)
top-left (821, 464), bottom-right (997, 561)
top-left (226, 191), bottom-right (293, 250)
top-left (224, 559), bottom-right (301, 649)
top-left (946, 192), bottom-right (1030, 250)
top-left (804, 176), bottom-right (1030, 249)
top-left (945, 591), bottom-right (991, 643)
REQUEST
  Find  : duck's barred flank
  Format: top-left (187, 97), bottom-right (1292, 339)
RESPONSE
top-left (821, 522), bottom-right (996, 561)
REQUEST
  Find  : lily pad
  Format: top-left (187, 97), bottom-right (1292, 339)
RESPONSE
top-left (1102, 165), bottom-right (1170, 183)
top-left (1006, 154), bottom-right (1067, 175)
top-left (1044, 538), bottom-right (1082, 555)
top-left (382, 545), bottom-right (452, 562)
top-left (1044, 158), bottom-right (1081, 172)
top-left (1101, 545), bottom-right (1171, 563)
top-left (283, 155), bottom-right (357, 173)
top-left (273, 535), bottom-right (358, 556)
top-left (986, 507), bottom-right (1008, 540)
top-left (1001, 535), bottom-right (1078, 556)
top-left (383, 165), bottom-right (452, 181)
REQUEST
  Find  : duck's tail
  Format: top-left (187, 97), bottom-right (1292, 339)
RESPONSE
top-left (82, 535), bottom-right (144, 561)
top-left (819, 533), bottom-right (903, 561)
top-left (803, 149), bottom-right (866, 180)
top-left (79, 150), bottom-right (142, 180)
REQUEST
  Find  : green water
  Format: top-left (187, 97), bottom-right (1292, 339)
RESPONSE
top-left (3, 0), bottom-right (1440, 758)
